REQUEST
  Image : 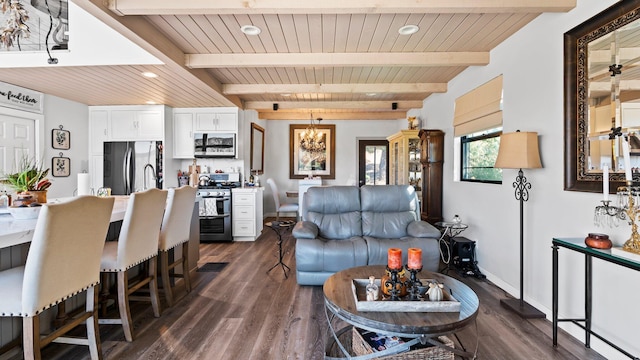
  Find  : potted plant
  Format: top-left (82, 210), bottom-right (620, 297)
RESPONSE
top-left (3, 157), bottom-right (51, 204)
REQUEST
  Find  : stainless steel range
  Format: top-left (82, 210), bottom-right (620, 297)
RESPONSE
top-left (196, 173), bottom-right (241, 242)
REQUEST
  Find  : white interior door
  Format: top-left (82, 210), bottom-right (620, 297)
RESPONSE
top-left (0, 114), bottom-right (36, 178)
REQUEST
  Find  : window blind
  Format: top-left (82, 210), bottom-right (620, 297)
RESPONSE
top-left (454, 75), bottom-right (503, 136)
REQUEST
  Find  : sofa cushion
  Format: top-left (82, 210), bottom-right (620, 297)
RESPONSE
top-left (295, 237), bottom-right (368, 273)
top-left (305, 186), bottom-right (362, 240)
top-left (360, 185), bottom-right (419, 238)
top-left (407, 221), bottom-right (442, 238)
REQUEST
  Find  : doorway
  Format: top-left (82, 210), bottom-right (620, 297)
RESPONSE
top-left (0, 114), bottom-right (36, 175)
top-left (358, 140), bottom-right (388, 187)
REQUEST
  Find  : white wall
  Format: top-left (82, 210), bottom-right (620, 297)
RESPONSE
top-left (261, 119), bottom-right (404, 215)
top-left (43, 95), bottom-right (89, 198)
top-left (421, 0), bottom-right (638, 358)
top-left (0, 94), bottom-right (88, 199)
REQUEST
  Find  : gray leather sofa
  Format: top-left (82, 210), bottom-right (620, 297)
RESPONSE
top-left (292, 185), bottom-right (441, 285)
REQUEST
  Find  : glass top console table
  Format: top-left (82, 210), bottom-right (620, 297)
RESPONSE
top-left (552, 237), bottom-right (640, 359)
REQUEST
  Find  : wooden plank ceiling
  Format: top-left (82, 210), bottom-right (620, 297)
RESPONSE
top-left (0, 0), bottom-right (576, 120)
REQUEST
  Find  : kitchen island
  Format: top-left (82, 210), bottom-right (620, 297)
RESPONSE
top-left (0, 196), bottom-right (129, 249)
top-left (0, 194), bottom-right (201, 351)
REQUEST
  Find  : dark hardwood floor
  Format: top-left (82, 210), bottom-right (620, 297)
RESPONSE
top-left (10, 218), bottom-right (605, 360)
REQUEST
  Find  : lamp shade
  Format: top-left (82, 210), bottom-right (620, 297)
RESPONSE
top-left (494, 131), bottom-right (542, 169)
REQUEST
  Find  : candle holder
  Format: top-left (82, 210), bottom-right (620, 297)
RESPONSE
top-left (383, 266), bottom-right (405, 301)
top-left (622, 189), bottom-right (640, 255)
top-left (406, 266), bottom-right (423, 301)
top-left (594, 182), bottom-right (640, 255)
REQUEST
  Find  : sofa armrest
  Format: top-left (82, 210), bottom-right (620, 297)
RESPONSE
top-left (407, 221), bottom-right (441, 238)
top-left (292, 221), bottom-right (319, 239)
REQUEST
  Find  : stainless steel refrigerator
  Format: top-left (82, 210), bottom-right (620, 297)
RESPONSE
top-left (103, 141), bottom-right (163, 195)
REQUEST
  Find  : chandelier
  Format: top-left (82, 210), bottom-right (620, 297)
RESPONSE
top-left (300, 115), bottom-right (326, 153)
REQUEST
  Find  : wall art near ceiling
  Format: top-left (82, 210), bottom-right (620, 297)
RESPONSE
top-left (0, 0), bottom-right (69, 53)
top-left (0, 81), bottom-right (44, 113)
top-left (52, 153), bottom-right (69, 177)
top-left (289, 123), bottom-right (335, 179)
top-left (52, 125), bottom-right (69, 150)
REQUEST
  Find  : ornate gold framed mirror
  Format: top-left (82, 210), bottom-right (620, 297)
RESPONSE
top-left (565, 1), bottom-right (640, 192)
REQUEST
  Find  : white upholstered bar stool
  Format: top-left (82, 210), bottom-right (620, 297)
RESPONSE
top-left (0, 196), bottom-right (114, 360)
top-left (158, 185), bottom-right (197, 307)
top-left (98, 188), bottom-right (168, 342)
top-left (267, 178), bottom-right (299, 220)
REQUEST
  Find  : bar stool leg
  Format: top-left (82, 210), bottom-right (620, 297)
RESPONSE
top-left (99, 272), bottom-right (111, 317)
top-left (87, 286), bottom-right (103, 360)
top-left (148, 256), bottom-right (161, 317)
top-left (160, 251), bottom-right (174, 307)
top-left (116, 271), bottom-right (134, 342)
top-left (22, 316), bottom-right (40, 360)
top-left (182, 242), bottom-right (191, 293)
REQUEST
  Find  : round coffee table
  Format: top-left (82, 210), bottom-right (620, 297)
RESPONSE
top-left (323, 265), bottom-right (479, 359)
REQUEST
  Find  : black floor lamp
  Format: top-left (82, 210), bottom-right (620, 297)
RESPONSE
top-left (494, 130), bottom-right (545, 319)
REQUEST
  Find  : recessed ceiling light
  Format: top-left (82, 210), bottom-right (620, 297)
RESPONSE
top-left (146, 100), bottom-right (157, 105)
top-left (366, 93), bottom-right (377, 97)
top-left (142, 71), bottom-right (158, 78)
top-left (398, 25), bottom-right (419, 35)
top-left (241, 25), bottom-right (262, 36)
top-left (281, 93), bottom-right (292, 97)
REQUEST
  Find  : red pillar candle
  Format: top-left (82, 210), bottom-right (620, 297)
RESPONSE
top-left (387, 248), bottom-right (402, 270)
top-left (407, 248), bottom-right (422, 269)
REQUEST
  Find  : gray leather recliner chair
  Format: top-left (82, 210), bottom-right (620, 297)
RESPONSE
top-left (293, 185), bottom-right (441, 285)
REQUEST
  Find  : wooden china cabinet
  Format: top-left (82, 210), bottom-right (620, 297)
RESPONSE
top-left (419, 129), bottom-right (444, 224)
top-left (387, 130), bottom-right (422, 197)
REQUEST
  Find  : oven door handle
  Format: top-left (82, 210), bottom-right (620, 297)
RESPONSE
top-left (200, 214), bottom-right (230, 219)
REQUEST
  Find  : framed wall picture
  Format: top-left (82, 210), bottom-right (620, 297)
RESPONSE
top-left (52, 155), bottom-right (70, 177)
top-left (289, 124), bottom-right (336, 179)
top-left (52, 126), bottom-right (70, 150)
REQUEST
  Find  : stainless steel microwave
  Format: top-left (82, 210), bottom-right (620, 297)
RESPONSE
top-left (194, 133), bottom-right (236, 158)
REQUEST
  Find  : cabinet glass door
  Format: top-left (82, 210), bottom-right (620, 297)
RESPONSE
top-left (409, 138), bottom-right (421, 190)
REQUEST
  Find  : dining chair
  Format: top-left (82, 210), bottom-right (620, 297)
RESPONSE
top-left (158, 185), bottom-right (197, 307)
top-left (98, 188), bottom-right (168, 342)
top-left (267, 178), bottom-right (299, 220)
top-left (0, 196), bottom-right (114, 360)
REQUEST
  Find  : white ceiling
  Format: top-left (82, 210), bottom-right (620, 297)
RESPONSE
top-left (0, 0), bottom-right (576, 119)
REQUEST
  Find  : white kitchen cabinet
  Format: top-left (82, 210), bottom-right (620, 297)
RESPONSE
top-left (173, 112), bottom-right (195, 158)
top-left (172, 107), bottom-right (239, 159)
top-left (110, 109), bottom-right (164, 140)
top-left (194, 110), bottom-right (238, 132)
top-left (90, 155), bottom-right (103, 191)
top-left (88, 105), bottom-right (170, 192)
top-left (89, 110), bottom-right (109, 154)
top-left (232, 187), bottom-right (264, 241)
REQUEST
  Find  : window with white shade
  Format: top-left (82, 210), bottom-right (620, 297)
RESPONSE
top-left (454, 75), bottom-right (504, 183)
top-left (460, 128), bottom-right (502, 183)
